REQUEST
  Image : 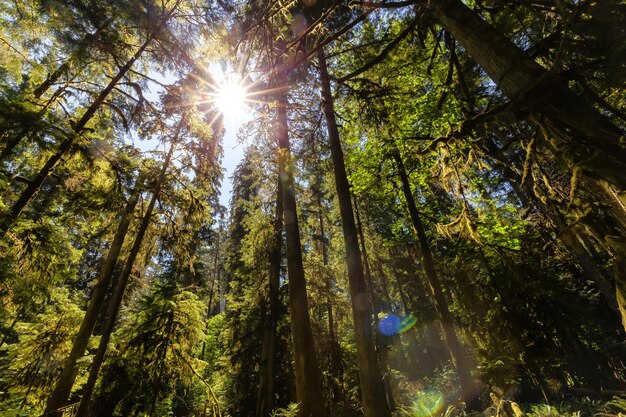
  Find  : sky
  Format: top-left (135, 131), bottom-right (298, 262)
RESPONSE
top-left (207, 62), bottom-right (251, 209)
top-left (218, 108), bottom-right (248, 209)
top-left (132, 64), bottom-right (250, 211)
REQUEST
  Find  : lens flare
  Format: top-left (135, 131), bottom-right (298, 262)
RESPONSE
top-left (379, 314), bottom-right (401, 336)
top-left (214, 79), bottom-right (247, 117)
top-left (398, 315), bottom-right (417, 333)
top-left (378, 313), bottom-right (417, 336)
top-left (409, 390), bottom-right (444, 417)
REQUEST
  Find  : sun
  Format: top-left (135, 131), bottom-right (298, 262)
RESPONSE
top-left (214, 78), bottom-right (248, 118)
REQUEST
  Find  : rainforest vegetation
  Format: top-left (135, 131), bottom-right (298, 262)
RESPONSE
top-left (1, 0), bottom-right (626, 416)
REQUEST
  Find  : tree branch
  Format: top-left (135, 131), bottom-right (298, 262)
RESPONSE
top-left (338, 17), bottom-right (418, 83)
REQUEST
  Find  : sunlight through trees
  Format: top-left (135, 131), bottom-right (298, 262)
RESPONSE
top-left (1, 1), bottom-right (625, 416)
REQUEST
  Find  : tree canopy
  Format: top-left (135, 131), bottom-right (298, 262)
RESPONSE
top-left (1, 1), bottom-right (625, 417)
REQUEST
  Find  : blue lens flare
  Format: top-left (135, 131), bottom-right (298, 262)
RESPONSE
top-left (379, 314), bottom-right (401, 336)
top-left (378, 313), bottom-right (417, 336)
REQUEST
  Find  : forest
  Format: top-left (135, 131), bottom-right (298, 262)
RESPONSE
top-left (1, 0), bottom-right (626, 416)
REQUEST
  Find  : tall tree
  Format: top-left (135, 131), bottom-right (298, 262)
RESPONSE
top-left (390, 145), bottom-right (480, 411)
top-left (275, 85), bottom-right (327, 417)
top-left (419, 0), bottom-right (626, 325)
top-left (42, 170), bottom-right (144, 416)
top-left (0, 0), bottom-right (180, 235)
top-left (317, 48), bottom-right (391, 417)
top-left (256, 180), bottom-right (283, 417)
top-left (74, 138), bottom-right (176, 417)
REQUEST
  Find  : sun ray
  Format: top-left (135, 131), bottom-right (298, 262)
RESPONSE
top-left (214, 78), bottom-right (247, 116)
top-left (193, 64), bottom-right (296, 124)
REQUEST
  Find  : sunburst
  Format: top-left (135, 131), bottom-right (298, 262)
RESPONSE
top-left (213, 76), bottom-right (248, 118)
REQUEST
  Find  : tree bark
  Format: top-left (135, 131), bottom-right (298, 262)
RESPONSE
top-left (390, 147), bottom-right (481, 411)
top-left (480, 138), bottom-right (621, 317)
top-left (353, 194), bottom-right (396, 411)
top-left (316, 192), bottom-right (344, 403)
top-left (426, 0), bottom-right (626, 323)
top-left (322, 230), bottom-right (344, 402)
top-left (201, 233), bottom-right (221, 359)
top-left (75, 142), bottom-right (175, 417)
top-left (33, 61), bottom-right (72, 100)
top-left (256, 180), bottom-right (283, 417)
top-left (426, 0), bottom-right (626, 189)
top-left (318, 49), bottom-right (391, 417)
top-left (276, 89), bottom-right (326, 417)
top-left (42, 173), bottom-right (144, 416)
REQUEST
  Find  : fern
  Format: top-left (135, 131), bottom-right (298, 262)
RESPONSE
top-left (270, 402), bottom-right (300, 417)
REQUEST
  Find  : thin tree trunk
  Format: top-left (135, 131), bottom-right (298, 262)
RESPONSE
top-left (1, 31), bottom-right (156, 236)
top-left (318, 49), bottom-right (391, 417)
top-left (390, 147), bottom-right (481, 411)
top-left (33, 61), bottom-right (72, 100)
top-left (353, 194), bottom-right (396, 411)
top-left (75, 142), bottom-right (175, 417)
top-left (316, 193), bottom-right (344, 403)
top-left (201, 248), bottom-right (219, 360)
top-left (209, 229), bottom-right (221, 316)
top-left (42, 173), bottom-right (145, 416)
top-left (149, 324), bottom-right (171, 417)
top-left (276, 89), bottom-right (326, 417)
top-left (33, 26), bottom-right (108, 100)
top-left (256, 180), bottom-right (283, 417)
top-left (388, 246), bottom-right (445, 377)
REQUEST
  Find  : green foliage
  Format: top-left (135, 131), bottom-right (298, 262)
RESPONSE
top-left (1, 0), bottom-right (625, 416)
top-left (91, 280), bottom-right (207, 416)
top-left (271, 402), bottom-right (300, 417)
top-left (526, 404), bottom-right (580, 417)
top-left (0, 288), bottom-right (83, 414)
top-left (396, 390), bottom-right (445, 417)
top-left (603, 396), bottom-right (626, 417)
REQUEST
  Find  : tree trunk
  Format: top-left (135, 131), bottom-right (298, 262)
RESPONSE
top-left (256, 180), bottom-right (283, 417)
top-left (33, 61), bottom-right (72, 100)
top-left (316, 193), bottom-right (344, 403)
top-left (42, 174), bottom-right (145, 416)
top-left (426, 0), bottom-right (626, 190)
top-left (318, 49), bottom-right (391, 417)
top-left (75, 142), bottom-right (174, 417)
top-left (353, 194), bottom-right (396, 411)
top-left (33, 26), bottom-right (109, 100)
top-left (276, 89), bottom-right (326, 417)
top-left (1, 32), bottom-right (156, 236)
top-left (427, 0), bottom-right (626, 324)
top-left (480, 138), bottom-right (621, 317)
top-left (388, 249), bottom-right (446, 377)
top-left (201, 237), bottom-right (221, 360)
top-left (390, 147), bottom-right (481, 411)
